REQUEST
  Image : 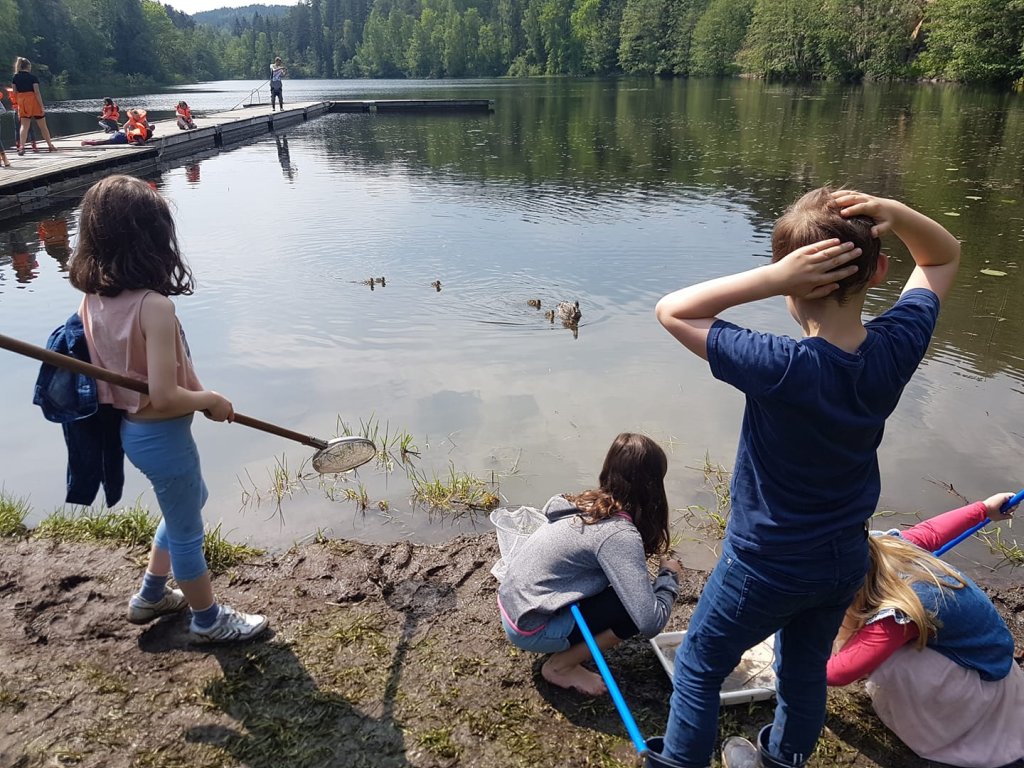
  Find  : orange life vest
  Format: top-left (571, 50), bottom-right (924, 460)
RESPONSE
top-left (124, 110), bottom-right (150, 144)
top-left (101, 103), bottom-right (119, 121)
top-left (176, 104), bottom-right (192, 121)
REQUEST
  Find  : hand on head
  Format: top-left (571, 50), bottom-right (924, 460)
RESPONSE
top-left (831, 190), bottom-right (900, 238)
top-left (772, 238), bottom-right (861, 300)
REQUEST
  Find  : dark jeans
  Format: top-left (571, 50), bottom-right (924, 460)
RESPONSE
top-left (662, 531), bottom-right (867, 768)
top-left (270, 83), bottom-right (283, 110)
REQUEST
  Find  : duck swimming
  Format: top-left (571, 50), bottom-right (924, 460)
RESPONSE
top-left (557, 300), bottom-right (581, 324)
top-left (527, 299), bottom-right (541, 309)
top-left (431, 280), bottom-right (442, 291)
top-left (544, 309), bottom-right (555, 322)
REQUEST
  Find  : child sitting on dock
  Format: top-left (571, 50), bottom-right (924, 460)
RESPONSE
top-left (67, 174), bottom-right (270, 644)
top-left (80, 109), bottom-right (154, 147)
top-left (175, 101), bottom-right (196, 130)
top-left (98, 98), bottom-right (119, 133)
top-left (498, 433), bottom-right (681, 695)
top-left (653, 189), bottom-right (961, 768)
top-left (827, 492), bottom-right (1024, 768)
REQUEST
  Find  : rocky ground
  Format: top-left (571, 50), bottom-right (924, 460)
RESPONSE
top-left (1, 534), bottom-right (1022, 768)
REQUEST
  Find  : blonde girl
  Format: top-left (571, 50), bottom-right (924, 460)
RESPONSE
top-left (11, 58), bottom-right (56, 153)
top-left (827, 494), bottom-right (1024, 768)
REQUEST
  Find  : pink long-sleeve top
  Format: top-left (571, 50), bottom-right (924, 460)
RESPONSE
top-left (825, 501), bottom-right (989, 686)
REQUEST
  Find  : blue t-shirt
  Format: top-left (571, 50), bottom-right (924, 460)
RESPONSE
top-left (708, 288), bottom-right (940, 555)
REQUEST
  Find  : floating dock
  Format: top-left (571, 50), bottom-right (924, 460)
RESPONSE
top-left (0, 98), bottom-right (494, 221)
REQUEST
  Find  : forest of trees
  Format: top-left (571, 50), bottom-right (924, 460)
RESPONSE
top-left (1, 0), bottom-right (1023, 87)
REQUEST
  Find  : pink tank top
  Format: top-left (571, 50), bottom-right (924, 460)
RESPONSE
top-left (78, 289), bottom-right (203, 413)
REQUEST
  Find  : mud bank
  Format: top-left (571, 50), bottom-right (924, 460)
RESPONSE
top-left (0, 535), bottom-right (1021, 768)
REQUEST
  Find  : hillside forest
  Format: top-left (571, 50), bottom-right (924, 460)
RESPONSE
top-left (1, 0), bottom-right (1022, 87)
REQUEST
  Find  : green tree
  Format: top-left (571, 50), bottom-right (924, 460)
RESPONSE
top-left (618, 0), bottom-right (669, 74)
top-left (689, 0), bottom-right (751, 75)
top-left (917, 0), bottom-right (1024, 83)
top-left (740, 0), bottom-right (823, 79)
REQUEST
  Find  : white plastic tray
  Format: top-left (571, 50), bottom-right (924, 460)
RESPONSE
top-left (650, 631), bottom-right (777, 706)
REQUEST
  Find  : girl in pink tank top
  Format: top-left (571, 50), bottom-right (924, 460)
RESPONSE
top-left (67, 175), bottom-right (268, 644)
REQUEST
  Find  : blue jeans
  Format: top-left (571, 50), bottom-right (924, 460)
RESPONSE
top-left (662, 530), bottom-right (867, 767)
top-left (122, 415), bottom-right (210, 582)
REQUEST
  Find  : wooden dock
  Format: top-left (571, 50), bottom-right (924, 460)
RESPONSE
top-left (0, 98), bottom-right (494, 222)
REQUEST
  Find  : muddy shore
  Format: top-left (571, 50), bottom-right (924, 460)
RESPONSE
top-left (1, 534), bottom-right (1021, 768)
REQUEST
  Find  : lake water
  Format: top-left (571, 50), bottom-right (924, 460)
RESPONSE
top-left (2, 78), bottom-right (1023, 570)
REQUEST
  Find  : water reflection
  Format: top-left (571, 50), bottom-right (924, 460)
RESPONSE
top-left (37, 217), bottom-right (71, 269)
top-left (1, 79), bottom-right (1023, 561)
top-left (275, 135), bottom-right (296, 182)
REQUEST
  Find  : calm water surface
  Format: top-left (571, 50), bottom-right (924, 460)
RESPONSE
top-left (2, 78), bottom-right (1023, 570)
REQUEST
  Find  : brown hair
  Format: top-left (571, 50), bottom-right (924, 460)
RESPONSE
top-left (14, 57), bottom-right (30, 73)
top-left (836, 534), bottom-right (966, 652)
top-left (567, 433), bottom-right (670, 556)
top-left (69, 175), bottom-right (194, 297)
top-left (772, 186), bottom-right (880, 304)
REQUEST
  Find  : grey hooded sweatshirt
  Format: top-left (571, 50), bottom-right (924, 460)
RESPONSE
top-left (498, 495), bottom-right (678, 638)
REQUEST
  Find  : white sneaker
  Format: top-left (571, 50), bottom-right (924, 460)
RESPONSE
top-left (127, 587), bottom-right (187, 625)
top-left (190, 605), bottom-right (269, 644)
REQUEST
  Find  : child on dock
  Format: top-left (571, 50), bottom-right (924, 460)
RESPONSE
top-left (11, 57), bottom-right (56, 153)
top-left (175, 101), bottom-right (196, 130)
top-left (827, 493), bottom-right (1024, 768)
top-left (98, 98), bottom-right (119, 133)
top-left (497, 433), bottom-right (681, 695)
top-left (270, 57), bottom-right (286, 111)
top-left (81, 109), bottom-right (154, 147)
top-left (653, 188), bottom-right (961, 768)
top-left (67, 175), bottom-right (269, 644)
top-left (6, 86), bottom-right (38, 153)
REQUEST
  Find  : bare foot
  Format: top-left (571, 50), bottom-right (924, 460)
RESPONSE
top-left (541, 659), bottom-right (607, 696)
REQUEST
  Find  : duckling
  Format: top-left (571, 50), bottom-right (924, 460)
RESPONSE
top-left (527, 299), bottom-right (541, 309)
top-left (375, 276), bottom-right (386, 287)
top-left (544, 309), bottom-right (555, 323)
top-left (431, 280), bottom-right (442, 292)
top-left (557, 300), bottom-right (582, 324)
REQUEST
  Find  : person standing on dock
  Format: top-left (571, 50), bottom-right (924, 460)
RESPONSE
top-left (270, 57), bottom-right (286, 112)
top-left (6, 85), bottom-right (37, 153)
top-left (11, 57), bottom-right (56, 154)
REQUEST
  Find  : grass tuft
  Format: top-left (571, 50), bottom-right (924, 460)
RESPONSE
top-left (202, 522), bottom-right (263, 574)
top-left (682, 453), bottom-right (731, 538)
top-left (0, 492), bottom-right (30, 538)
top-left (35, 504), bottom-right (158, 547)
top-left (409, 463), bottom-right (500, 514)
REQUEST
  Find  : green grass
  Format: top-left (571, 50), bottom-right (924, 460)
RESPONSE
top-left (35, 503), bottom-right (158, 547)
top-left (0, 492), bottom-right (30, 538)
top-left (202, 522), bottom-right (264, 574)
top-left (682, 453), bottom-right (732, 538)
top-left (32, 506), bottom-right (260, 574)
top-left (409, 464), bottom-right (500, 514)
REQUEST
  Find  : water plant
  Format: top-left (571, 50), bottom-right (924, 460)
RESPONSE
top-left (409, 464), bottom-right (500, 515)
top-left (682, 453), bottom-right (732, 538)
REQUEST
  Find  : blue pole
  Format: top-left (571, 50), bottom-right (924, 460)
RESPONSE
top-left (932, 489), bottom-right (1024, 557)
top-left (570, 603), bottom-right (648, 755)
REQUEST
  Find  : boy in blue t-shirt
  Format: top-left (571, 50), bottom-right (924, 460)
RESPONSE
top-left (652, 189), bottom-right (961, 768)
